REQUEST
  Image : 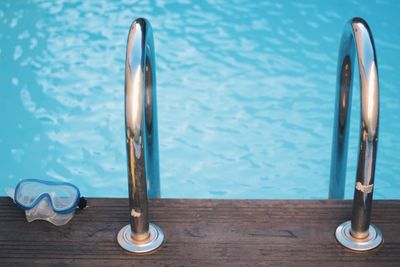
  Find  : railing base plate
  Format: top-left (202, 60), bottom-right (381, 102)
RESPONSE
top-left (335, 220), bottom-right (383, 252)
top-left (117, 223), bottom-right (164, 254)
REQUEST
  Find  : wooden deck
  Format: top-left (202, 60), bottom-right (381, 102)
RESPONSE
top-left (0, 197), bottom-right (399, 266)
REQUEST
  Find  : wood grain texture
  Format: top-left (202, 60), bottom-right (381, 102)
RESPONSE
top-left (0, 197), bottom-right (399, 266)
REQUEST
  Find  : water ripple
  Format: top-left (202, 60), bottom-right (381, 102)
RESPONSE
top-left (0, 0), bottom-right (399, 199)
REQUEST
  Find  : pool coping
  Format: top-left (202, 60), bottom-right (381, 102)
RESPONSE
top-left (0, 197), bottom-right (399, 266)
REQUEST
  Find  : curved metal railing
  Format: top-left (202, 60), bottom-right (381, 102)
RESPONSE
top-left (114, 16), bottom-right (383, 254)
top-left (329, 17), bottom-right (382, 251)
top-left (117, 18), bottom-right (164, 254)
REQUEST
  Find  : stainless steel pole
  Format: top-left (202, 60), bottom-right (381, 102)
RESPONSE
top-left (117, 18), bottom-right (164, 254)
top-left (330, 17), bottom-right (383, 252)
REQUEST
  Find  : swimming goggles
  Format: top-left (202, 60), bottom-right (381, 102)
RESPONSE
top-left (13, 179), bottom-right (82, 225)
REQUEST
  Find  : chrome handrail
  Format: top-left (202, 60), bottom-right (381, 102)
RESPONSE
top-left (329, 17), bottom-right (383, 251)
top-left (117, 18), bottom-right (164, 254)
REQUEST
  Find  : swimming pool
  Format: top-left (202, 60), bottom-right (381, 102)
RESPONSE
top-left (1, 0), bottom-right (399, 199)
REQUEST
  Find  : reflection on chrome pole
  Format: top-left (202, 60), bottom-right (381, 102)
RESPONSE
top-left (117, 18), bottom-right (164, 254)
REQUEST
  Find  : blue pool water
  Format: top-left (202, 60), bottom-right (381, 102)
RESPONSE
top-left (1, 1), bottom-right (399, 199)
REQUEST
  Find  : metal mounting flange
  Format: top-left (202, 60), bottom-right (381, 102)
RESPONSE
top-left (335, 220), bottom-right (383, 252)
top-left (117, 223), bottom-right (164, 254)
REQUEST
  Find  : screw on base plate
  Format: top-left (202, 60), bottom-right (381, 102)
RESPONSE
top-left (117, 223), bottom-right (164, 254)
top-left (335, 220), bottom-right (383, 252)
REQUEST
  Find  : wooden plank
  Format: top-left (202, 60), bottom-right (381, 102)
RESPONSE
top-left (0, 197), bottom-right (399, 266)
